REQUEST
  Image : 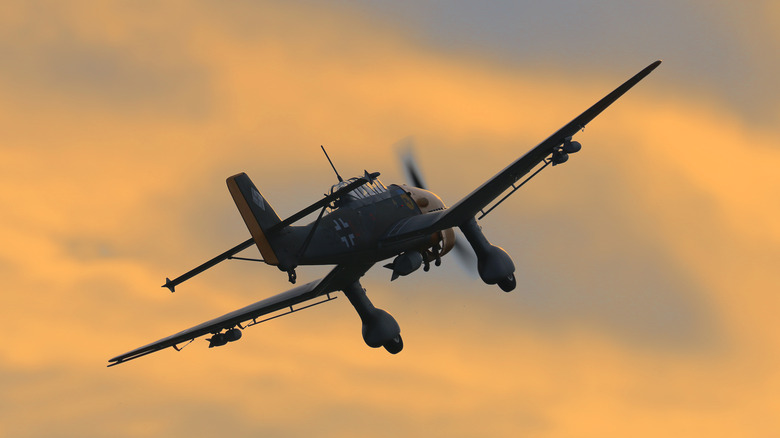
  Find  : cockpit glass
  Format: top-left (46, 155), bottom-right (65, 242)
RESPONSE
top-left (331, 180), bottom-right (351, 194)
top-left (373, 179), bottom-right (387, 191)
top-left (329, 178), bottom-right (387, 206)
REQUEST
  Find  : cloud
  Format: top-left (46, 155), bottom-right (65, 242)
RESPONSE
top-left (313, 0), bottom-right (780, 124)
top-left (0, 1), bottom-right (779, 437)
top-left (0, 2), bottom-right (214, 121)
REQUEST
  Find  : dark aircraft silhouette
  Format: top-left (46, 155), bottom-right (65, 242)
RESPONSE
top-left (108, 60), bottom-right (661, 366)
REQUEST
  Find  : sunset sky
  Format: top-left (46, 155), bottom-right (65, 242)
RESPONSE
top-left (1, 1), bottom-right (778, 437)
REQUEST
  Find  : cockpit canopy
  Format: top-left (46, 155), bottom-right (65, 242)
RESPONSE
top-left (329, 177), bottom-right (388, 207)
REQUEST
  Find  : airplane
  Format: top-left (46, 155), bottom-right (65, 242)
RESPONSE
top-left (108, 60), bottom-right (661, 367)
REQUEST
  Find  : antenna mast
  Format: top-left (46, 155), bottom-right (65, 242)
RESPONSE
top-left (321, 145), bottom-right (344, 182)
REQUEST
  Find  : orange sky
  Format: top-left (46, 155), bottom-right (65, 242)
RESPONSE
top-left (1, 1), bottom-right (778, 437)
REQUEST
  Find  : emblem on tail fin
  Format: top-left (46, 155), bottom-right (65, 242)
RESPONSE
top-left (251, 187), bottom-right (266, 211)
top-left (226, 173), bottom-right (282, 266)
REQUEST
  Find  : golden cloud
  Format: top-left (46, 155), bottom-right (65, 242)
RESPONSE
top-left (0, 1), bottom-right (778, 437)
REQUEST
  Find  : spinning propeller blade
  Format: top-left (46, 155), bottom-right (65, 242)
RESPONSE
top-left (400, 140), bottom-right (427, 190)
top-left (396, 138), bottom-right (478, 277)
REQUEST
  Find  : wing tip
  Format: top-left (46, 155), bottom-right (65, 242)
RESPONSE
top-left (107, 355), bottom-right (126, 367)
top-left (646, 59), bottom-right (663, 73)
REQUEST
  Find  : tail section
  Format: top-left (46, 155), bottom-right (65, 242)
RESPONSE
top-left (226, 173), bottom-right (282, 266)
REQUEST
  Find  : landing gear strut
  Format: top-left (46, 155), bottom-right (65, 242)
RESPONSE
top-left (459, 218), bottom-right (517, 292)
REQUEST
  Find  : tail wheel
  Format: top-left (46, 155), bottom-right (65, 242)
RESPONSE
top-left (383, 335), bottom-right (403, 354)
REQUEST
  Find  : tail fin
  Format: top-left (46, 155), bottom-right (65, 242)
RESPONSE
top-left (226, 173), bottom-right (282, 266)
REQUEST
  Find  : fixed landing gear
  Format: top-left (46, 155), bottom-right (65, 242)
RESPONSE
top-left (383, 335), bottom-right (403, 354)
top-left (497, 274), bottom-right (516, 292)
top-left (343, 281), bottom-right (404, 354)
top-left (460, 218), bottom-right (516, 291)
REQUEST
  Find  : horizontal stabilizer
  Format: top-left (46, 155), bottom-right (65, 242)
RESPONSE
top-left (161, 238), bottom-right (254, 292)
top-left (160, 172), bottom-right (380, 291)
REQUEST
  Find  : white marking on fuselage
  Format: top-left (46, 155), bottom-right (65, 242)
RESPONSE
top-left (333, 218), bottom-right (349, 231)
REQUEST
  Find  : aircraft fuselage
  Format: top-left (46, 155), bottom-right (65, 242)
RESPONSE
top-left (281, 184), bottom-right (438, 266)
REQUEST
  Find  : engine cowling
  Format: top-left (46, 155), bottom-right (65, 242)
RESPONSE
top-left (402, 185), bottom-right (446, 214)
top-left (400, 185), bottom-right (456, 265)
top-left (433, 227), bottom-right (456, 257)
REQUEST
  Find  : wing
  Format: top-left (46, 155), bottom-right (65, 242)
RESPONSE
top-left (382, 60), bottom-right (661, 242)
top-left (108, 263), bottom-right (372, 367)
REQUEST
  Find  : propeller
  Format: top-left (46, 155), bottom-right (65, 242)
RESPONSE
top-left (395, 138), bottom-right (479, 277)
top-left (400, 140), bottom-right (427, 189)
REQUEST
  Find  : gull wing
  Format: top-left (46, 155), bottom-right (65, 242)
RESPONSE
top-left (382, 60), bottom-right (661, 243)
top-left (108, 263), bottom-right (372, 367)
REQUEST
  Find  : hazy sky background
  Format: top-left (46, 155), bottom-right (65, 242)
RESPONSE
top-left (1, 1), bottom-right (778, 437)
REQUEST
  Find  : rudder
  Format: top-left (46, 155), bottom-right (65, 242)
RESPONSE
top-left (226, 173), bottom-right (282, 266)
